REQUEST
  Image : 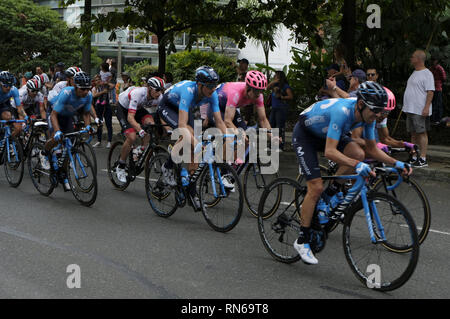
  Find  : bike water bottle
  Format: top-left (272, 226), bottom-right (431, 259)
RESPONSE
top-left (329, 192), bottom-right (344, 210)
top-left (180, 168), bottom-right (190, 187)
top-left (132, 147), bottom-right (139, 162)
top-left (316, 198), bottom-right (329, 224)
top-left (57, 148), bottom-right (66, 168)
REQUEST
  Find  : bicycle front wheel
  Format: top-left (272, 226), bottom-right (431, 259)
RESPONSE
top-left (27, 142), bottom-right (55, 196)
top-left (4, 137), bottom-right (25, 187)
top-left (342, 192), bottom-right (419, 291)
top-left (67, 149), bottom-right (98, 207)
top-left (199, 163), bottom-right (243, 232)
top-left (373, 175), bottom-right (431, 249)
top-left (107, 141), bottom-right (130, 190)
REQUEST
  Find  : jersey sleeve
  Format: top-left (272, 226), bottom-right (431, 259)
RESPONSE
top-left (52, 89), bottom-right (70, 113)
top-left (128, 89), bottom-right (140, 113)
top-left (363, 120), bottom-right (376, 141)
top-left (83, 93), bottom-right (92, 112)
top-left (178, 89), bottom-right (194, 113)
top-left (11, 88), bottom-right (21, 107)
top-left (210, 91), bottom-right (220, 113)
top-left (326, 111), bottom-right (347, 141)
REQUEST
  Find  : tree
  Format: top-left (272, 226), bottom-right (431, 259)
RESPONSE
top-left (0, 0), bottom-right (84, 73)
top-left (63, 0), bottom-right (276, 73)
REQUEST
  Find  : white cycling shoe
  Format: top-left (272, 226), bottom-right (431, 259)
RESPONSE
top-left (39, 151), bottom-right (51, 170)
top-left (221, 174), bottom-right (235, 192)
top-left (116, 166), bottom-right (127, 183)
top-left (293, 239), bottom-right (318, 265)
top-left (161, 163), bottom-right (177, 186)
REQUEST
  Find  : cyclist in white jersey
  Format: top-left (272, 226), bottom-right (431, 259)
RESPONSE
top-left (17, 78), bottom-right (47, 120)
top-left (115, 76), bottom-right (165, 183)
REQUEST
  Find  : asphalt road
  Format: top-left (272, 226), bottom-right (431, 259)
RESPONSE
top-left (0, 147), bottom-right (449, 299)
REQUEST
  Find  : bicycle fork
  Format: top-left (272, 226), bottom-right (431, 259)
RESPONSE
top-left (360, 187), bottom-right (387, 243)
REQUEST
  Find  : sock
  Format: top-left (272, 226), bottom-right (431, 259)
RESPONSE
top-left (118, 160), bottom-right (126, 168)
top-left (297, 226), bottom-right (311, 244)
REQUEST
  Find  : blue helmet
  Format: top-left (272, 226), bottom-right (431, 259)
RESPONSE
top-left (195, 66), bottom-right (219, 86)
top-left (73, 72), bottom-right (91, 89)
top-left (0, 71), bottom-right (16, 87)
top-left (356, 81), bottom-right (388, 110)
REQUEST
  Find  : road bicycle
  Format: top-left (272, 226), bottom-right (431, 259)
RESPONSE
top-left (27, 128), bottom-right (97, 206)
top-left (0, 119), bottom-right (26, 187)
top-left (258, 167), bottom-right (419, 291)
top-left (145, 134), bottom-right (243, 233)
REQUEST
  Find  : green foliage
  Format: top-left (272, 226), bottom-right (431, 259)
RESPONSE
top-left (0, 0), bottom-right (82, 74)
top-left (123, 60), bottom-right (158, 84)
top-left (166, 50), bottom-right (236, 83)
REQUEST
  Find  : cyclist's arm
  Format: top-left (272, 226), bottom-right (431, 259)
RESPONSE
top-left (127, 111), bottom-right (142, 133)
top-left (17, 105), bottom-right (27, 119)
top-left (350, 127), bottom-right (366, 148)
top-left (212, 111), bottom-right (227, 134)
top-left (377, 127), bottom-right (404, 148)
top-left (255, 106), bottom-right (271, 130)
top-left (83, 111), bottom-right (91, 127)
top-left (39, 102), bottom-right (46, 120)
top-left (364, 138), bottom-right (397, 166)
top-left (224, 107), bottom-right (238, 129)
top-left (50, 110), bottom-right (61, 133)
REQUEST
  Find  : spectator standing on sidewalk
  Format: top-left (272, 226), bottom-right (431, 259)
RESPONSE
top-left (267, 71), bottom-right (294, 151)
top-left (236, 58), bottom-right (249, 82)
top-left (403, 50), bottom-right (435, 168)
top-left (430, 55), bottom-right (447, 125)
top-left (92, 74), bottom-right (113, 148)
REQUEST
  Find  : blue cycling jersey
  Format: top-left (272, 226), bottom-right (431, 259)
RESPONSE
top-left (0, 86), bottom-right (20, 107)
top-left (52, 87), bottom-right (92, 117)
top-left (164, 80), bottom-right (220, 114)
top-left (300, 98), bottom-right (375, 141)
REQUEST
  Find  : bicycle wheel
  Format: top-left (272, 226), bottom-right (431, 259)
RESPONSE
top-left (80, 141), bottom-right (97, 176)
top-left (342, 192), bottom-right (419, 291)
top-left (258, 178), bottom-right (304, 264)
top-left (243, 161), bottom-right (280, 218)
top-left (145, 152), bottom-right (178, 217)
top-left (373, 175), bottom-right (431, 248)
top-left (27, 142), bottom-right (56, 196)
top-left (107, 141), bottom-right (131, 190)
top-left (199, 163), bottom-right (243, 232)
top-left (66, 149), bottom-right (97, 207)
top-left (4, 138), bottom-right (25, 187)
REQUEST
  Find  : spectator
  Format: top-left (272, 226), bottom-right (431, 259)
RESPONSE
top-left (47, 66), bottom-right (55, 87)
top-left (236, 58), bottom-right (249, 82)
top-left (317, 64), bottom-right (347, 100)
top-left (21, 71), bottom-right (33, 88)
top-left (119, 72), bottom-right (133, 94)
top-left (107, 59), bottom-right (118, 105)
top-left (366, 67), bottom-right (379, 83)
top-left (91, 74), bottom-right (113, 148)
top-left (267, 70), bottom-right (294, 151)
top-left (325, 68), bottom-right (366, 98)
top-left (430, 55), bottom-right (447, 125)
top-left (163, 72), bottom-right (173, 89)
top-left (403, 50), bottom-right (435, 168)
top-left (35, 66), bottom-right (44, 76)
top-left (54, 62), bottom-right (66, 82)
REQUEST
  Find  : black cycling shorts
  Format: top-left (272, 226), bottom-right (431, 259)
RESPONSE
top-left (292, 115), bottom-right (353, 181)
top-left (116, 103), bottom-right (152, 135)
top-left (157, 93), bottom-right (203, 129)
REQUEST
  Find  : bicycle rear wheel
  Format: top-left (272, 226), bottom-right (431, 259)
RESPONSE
top-left (67, 149), bottom-right (97, 207)
top-left (243, 162), bottom-right (280, 218)
top-left (4, 137), bottom-right (24, 187)
top-left (107, 141), bottom-right (131, 190)
top-left (145, 152), bottom-right (179, 217)
top-left (342, 192), bottom-right (419, 291)
top-left (199, 163), bottom-right (243, 232)
top-left (373, 175), bottom-right (431, 249)
top-left (258, 178), bottom-right (304, 264)
top-left (27, 142), bottom-right (56, 196)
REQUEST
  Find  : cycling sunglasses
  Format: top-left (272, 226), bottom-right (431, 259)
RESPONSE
top-left (362, 100), bottom-right (384, 114)
top-left (1, 83), bottom-right (12, 88)
top-left (201, 83), bottom-right (217, 90)
top-left (251, 87), bottom-right (264, 95)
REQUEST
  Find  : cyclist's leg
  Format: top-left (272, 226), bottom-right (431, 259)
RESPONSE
top-left (116, 104), bottom-right (136, 162)
top-left (136, 108), bottom-right (154, 148)
top-left (334, 137), bottom-right (365, 176)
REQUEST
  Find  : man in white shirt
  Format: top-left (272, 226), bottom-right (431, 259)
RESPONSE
top-left (402, 50), bottom-right (434, 168)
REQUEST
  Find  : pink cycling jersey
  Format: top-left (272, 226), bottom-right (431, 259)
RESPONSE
top-left (219, 82), bottom-right (264, 109)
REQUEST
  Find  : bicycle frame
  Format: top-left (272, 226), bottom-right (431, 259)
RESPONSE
top-left (0, 120), bottom-right (26, 162)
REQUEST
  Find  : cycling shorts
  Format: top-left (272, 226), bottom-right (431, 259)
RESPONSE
top-left (157, 93), bottom-right (204, 129)
top-left (292, 115), bottom-right (353, 181)
top-left (116, 103), bottom-right (152, 135)
top-left (48, 113), bottom-right (74, 135)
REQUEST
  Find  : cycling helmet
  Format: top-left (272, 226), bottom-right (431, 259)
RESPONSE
top-left (245, 70), bottom-right (267, 90)
top-left (0, 71), bottom-right (16, 87)
top-left (195, 66), bottom-right (219, 86)
top-left (147, 76), bottom-right (165, 90)
top-left (34, 73), bottom-right (50, 84)
top-left (26, 78), bottom-right (42, 91)
top-left (73, 72), bottom-right (91, 88)
top-left (383, 86), bottom-right (396, 111)
top-left (65, 66), bottom-right (82, 78)
top-left (356, 81), bottom-right (388, 111)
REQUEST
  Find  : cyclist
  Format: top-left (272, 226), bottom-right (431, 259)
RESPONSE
top-left (33, 73), bottom-right (51, 111)
top-left (41, 72), bottom-right (93, 191)
top-left (0, 71), bottom-right (23, 138)
top-left (115, 76), bottom-right (166, 183)
top-left (351, 87), bottom-right (418, 157)
top-left (158, 66), bottom-right (228, 208)
top-left (292, 81), bottom-right (412, 265)
top-left (14, 78), bottom-right (47, 120)
top-left (47, 66), bottom-right (81, 105)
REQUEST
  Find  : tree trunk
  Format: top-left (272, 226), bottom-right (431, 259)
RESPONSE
top-left (81, 0), bottom-right (92, 74)
top-left (158, 34), bottom-right (167, 74)
top-left (340, 0), bottom-right (356, 67)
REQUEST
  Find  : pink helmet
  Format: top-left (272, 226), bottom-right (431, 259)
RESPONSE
top-left (245, 70), bottom-right (267, 90)
top-left (383, 86), bottom-right (396, 111)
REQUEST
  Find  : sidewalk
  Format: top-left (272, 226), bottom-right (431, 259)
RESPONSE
top-left (102, 120), bottom-right (450, 183)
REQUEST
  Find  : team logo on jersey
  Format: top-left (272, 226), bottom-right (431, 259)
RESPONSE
top-left (187, 86), bottom-right (195, 94)
top-left (342, 107), bottom-right (350, 116)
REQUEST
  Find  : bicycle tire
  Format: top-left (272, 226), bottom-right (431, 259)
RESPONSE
top-left (27, 142), bottom-right (56, 196)
top-left (4, 137), bottom-right (25, 187)
top-left (258, 177), bottom-right (303, 264)
top-left (243, 162), bottom-right (280, 219)
top-left (373, 175), bottom-right (431, 249)
top-left (66, 149), bottom-right (98, 207)
top-left (107, 141), bottom-right (131, 190)
top-left (342, 192), bottom-right (419, 291)
top-left (81, 141), bottom-right (97, 176)
top-left (199, 163), bottom-right (243, 232)
top-left (145, 152), bottom-right (179, 218)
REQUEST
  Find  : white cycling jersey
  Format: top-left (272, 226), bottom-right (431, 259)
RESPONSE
top-left (10, 86), bottom-right (44, 110)
top-left (48, 81), bottom-right (68, 102)
top-left (118, 86), bottom-right (152, 114)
